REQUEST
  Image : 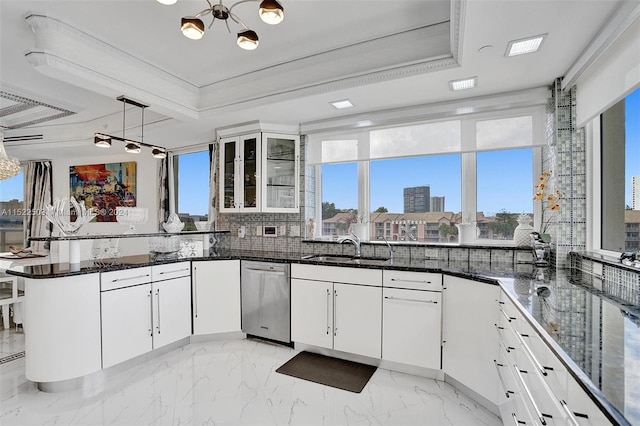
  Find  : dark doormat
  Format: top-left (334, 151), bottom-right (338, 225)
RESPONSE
top-left (275, 351), bottom-right (377, 393)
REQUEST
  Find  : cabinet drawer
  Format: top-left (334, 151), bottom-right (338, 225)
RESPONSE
top-left (291, 264), bottom-right (382, 286)
top-left (383, 270), bottom-right (442, 291)
top-left (151, 262), bottom-right (191, 281)
top-left (101, 266), bottom-right (152, 291)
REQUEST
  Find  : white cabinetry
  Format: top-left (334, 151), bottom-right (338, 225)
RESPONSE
top-left (192, 259), bottom-right (241, 335)
top-left (442, 275), bottom-right (500, 405)
top-left (495, 289), bottom-right (614, 426)
top-left (382, 270), bottom-right (442, 369)
top-left (219, 132), bottom-right (299, 213)
top-left (291, 264), bottom-right (382, 359)
top-left (101, 263), bottom-right (191, 369)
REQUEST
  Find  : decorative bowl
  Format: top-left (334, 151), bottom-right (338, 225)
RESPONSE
top-left (194, 221), bottom-right (211, 231)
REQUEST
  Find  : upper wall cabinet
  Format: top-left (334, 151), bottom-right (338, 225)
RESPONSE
top-left (219, 132), bottom-right (299, 213)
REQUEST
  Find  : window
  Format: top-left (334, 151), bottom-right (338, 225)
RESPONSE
top-left (477, 148), bottom-right (533, 240)
top-left (601, 87), bottom-right (640, 252)
top-left (174, 150), bottom-right (209, 231)
top-left (0, 172), bottom-right (24, 252)
top-left (310, 107), bottom-right (543, 243)
top-left (370, 155), bottom-right (461, 242)
top-left (321, 162), bottom-right (357, 236)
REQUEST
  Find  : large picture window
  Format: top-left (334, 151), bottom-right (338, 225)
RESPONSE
top-left (321, 162), bottom-right (358, 237)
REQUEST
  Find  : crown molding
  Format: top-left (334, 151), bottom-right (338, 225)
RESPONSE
top-left (24, 13), bottom-right (200, 121)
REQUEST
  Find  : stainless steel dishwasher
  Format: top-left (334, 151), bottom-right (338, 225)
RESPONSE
top-left (240, 260), bottom-right (291, 344)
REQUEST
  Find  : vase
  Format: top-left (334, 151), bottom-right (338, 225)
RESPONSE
top-left (513, 214), bottom-right (534, 247)
top-left (530, 233), bottom-right (551, 266)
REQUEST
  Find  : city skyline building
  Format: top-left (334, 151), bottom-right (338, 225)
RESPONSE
top-left (633, 176), bottom-right (640, 210)
top-left (403, 186), bottom-right (430, 213)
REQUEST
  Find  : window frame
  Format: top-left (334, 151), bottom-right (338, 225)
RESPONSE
top-left (312, 107), bottom-right (545, 245)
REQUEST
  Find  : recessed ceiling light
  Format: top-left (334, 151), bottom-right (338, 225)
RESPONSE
top-left (330, 99), bottom-right (354, 109)
top-left (506, 34), bottom-right (546, 57)
top-left (449, 77), bottom-right (477, 91)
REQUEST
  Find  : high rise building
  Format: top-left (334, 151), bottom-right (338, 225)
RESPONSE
top-left (633, 176), bottom-right (640, 210)
top-left (403, 186), bottom-right (430, 213)
top-left (430, 196), bottom-right (445, 212)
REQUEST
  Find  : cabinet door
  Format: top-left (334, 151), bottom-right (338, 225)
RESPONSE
top-left (382, 287), bottom-right (441, 369)
top-left (261, 133), bottom-right (299, 212)
top-left (152, 276), bottom-right (192, 349)
top-left (101, 283), bottom-right (153, 369)
top-left (219, 136), bottom-right (239, 212)
top-left (442, 275), bottom-right (500, 405)
top-left (193, 260), bottom-right (241, 335)
top-left (333, 283), bottom-right (382, 359)
top-left (291, 278), bottom-right (333, 349)
top-left (239, 133), bottom-right (261, 211)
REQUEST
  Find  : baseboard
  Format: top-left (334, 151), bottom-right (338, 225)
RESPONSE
top-left (190, 331), bottom-right (246, 343)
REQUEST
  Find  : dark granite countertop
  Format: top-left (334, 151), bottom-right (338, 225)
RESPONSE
top-left (4, 250), bottom-right (637, 424)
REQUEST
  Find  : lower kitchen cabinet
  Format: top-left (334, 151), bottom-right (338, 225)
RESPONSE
top-left (192, 259), bottom-right (241, 335)
top-left (291, 265), bottom-right (382, 359)
top-left (101, 264), bottom-right (191, 369)
top-left (382, 287), bottom-right (442, 369)
top-left (442, 275), bottom-right (500, 406)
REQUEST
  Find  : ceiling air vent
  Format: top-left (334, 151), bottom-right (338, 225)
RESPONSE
top-left (0, 91), bottom-right (75, 130)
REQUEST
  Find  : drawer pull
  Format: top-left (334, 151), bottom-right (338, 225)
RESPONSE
top-left (513, 364), bottom-right (547, 425)
top-left (384, 296), bottom-right (438, 304)
top-left (390, 278), bottom-right (433, 284)
top-left (493, 360), bottom-right (514, 399)
top-left (560, 400), bottom-right (581, 426)
top-left (515, 332), bottom-right (548, 376)
top-left (158, 268), bottom-right (189, 275)
top-left (511, 413), bottom-right (525, 425)
top-left (500, 308), bottom-right (515, 323)
top-left (112, 273), bottom-right (150, 283)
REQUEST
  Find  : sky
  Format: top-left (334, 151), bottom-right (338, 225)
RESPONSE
top-left (1, 87), bottom-right (639, 216)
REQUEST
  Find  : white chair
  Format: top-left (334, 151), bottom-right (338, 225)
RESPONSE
top-left (0, 270), bottom-right (23, 330)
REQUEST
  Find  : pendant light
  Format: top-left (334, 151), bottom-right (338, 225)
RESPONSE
top-left (158, 0), bottom-right (284, 50)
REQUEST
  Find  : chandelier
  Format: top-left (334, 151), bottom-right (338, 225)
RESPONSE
top-left (156, 0), bottom-right (285, 50)
top-left (93, 96), bottom-right (167, 159)
top-left (0, 132), bottom-right (21, 181)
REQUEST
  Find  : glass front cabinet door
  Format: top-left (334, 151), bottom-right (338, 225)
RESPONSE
top-left (261, 133), bottom-right (300, 213)
top-left (219, 133), bottom-right (261, 213)
top-left (219, 132), bottom-right (298, 213)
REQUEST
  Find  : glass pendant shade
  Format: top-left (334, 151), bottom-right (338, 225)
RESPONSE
top-left (237, 30), bottom-right (259, 50)
top-left (94, 134), bottom-right (111, 148)
top-left (156, 0), bottom-right (177, 4)
top-left (259, 0), bottom-right (284, 25)
top-left (152, 148), bottom-right (167, 159)
top-left (125, 143), bottom-right (141, 154)
top-left (181, 17), bottom-right (205, 39)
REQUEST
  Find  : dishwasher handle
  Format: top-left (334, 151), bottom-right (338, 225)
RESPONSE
top-left (244, 267), bottom-right (286, 275)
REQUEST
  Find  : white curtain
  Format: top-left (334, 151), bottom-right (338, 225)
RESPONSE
top-left (23, 161), bottom-right (52, 252)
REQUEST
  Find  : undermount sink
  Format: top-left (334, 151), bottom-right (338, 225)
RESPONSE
top-left (301, 254), bottom-right (390, 265)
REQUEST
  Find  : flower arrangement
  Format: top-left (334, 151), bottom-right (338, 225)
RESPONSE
top-left (533, 171), bottom-right (561, 242)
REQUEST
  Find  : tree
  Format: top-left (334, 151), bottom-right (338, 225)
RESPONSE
top-left (488, 209), bottom-right (518, 239)
top-left (373, 206), bottom-right (388, 213)
top-left (322, 202), bottom-right (339, 219)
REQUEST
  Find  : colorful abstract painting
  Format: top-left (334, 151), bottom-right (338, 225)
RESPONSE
top-left (69, 162), bottom-right (137, 222)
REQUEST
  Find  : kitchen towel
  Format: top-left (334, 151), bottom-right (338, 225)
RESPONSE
top-left (275, 351), bottom-right (376, 393)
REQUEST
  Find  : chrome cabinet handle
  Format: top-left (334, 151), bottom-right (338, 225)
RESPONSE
top-left (384, 296), bottom-right (438, 304)
top-left (158, 268), bottom-right (189, 275)
top-left (112, 273), bottom-right (150, 283)
top-left (193, 268), bottom-right (198, 318)
top-left (148, 290), bottom-right (153, 337)
top-left (493, 360), bottom-right (514, 399)
top-left (326, 288), bottom-right (331, 335)
top-left (500, 308), bottom-right (515, 323)
top-left (560, 400), bottom-right (581, 426)
top-left (390, 278), bottom-right (433, 284)
top-left (513, 364), bottom-right (547, 425)
top-left (511, 413), bottom-right (522, 426)
top-left (333, 289), bottom-right (338, 336)
top-left (156, 289), bottom-right (161, 335)
top-left (515, 332), bottom-right (548, 376)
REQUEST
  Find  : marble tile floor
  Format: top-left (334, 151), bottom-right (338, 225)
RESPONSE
top-left (0, 338), bottom-right (502, 425)
top-left (0, 327), bottom-right (24, 360)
